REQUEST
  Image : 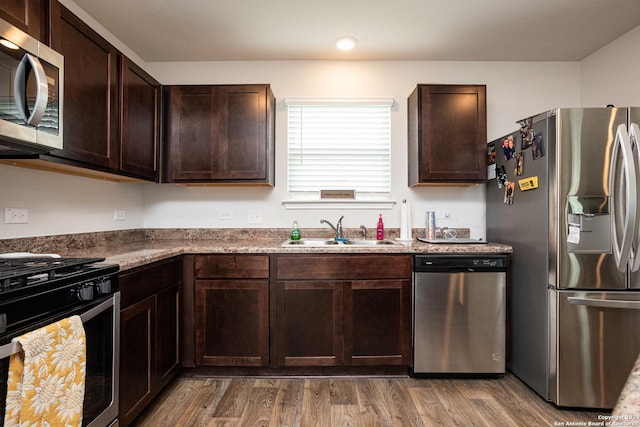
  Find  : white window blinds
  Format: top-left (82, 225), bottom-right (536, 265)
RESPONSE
top-left (286, 99), bottom-right (392, 197)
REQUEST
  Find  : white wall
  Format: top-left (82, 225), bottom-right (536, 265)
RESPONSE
top-left (0, 164), bottom-right (145, 239)
top-left (581, 25), bottom-right (640, 107)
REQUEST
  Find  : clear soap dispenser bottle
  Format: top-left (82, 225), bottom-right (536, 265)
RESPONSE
top-left (376, 214), bottom-right (384, 240)
top-left (291, 220), bottom-right (301, 240)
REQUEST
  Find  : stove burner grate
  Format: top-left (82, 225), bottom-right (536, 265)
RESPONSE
top-left (0, 257), bottom-right (106, 291)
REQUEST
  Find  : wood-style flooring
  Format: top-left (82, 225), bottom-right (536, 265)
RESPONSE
top-left (132, 373), bottom-right (609, 426)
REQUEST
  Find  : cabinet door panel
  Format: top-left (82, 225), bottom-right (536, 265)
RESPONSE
top-left (276, 255), bottom-right (411, 280)
top-left (219, 85), bottom-right (267, 180)
top-left (195, 279), bottom-right (269, 366)
top-left (0, 0), bottom-right (45, 41)
top-left (168, 86), bottom-right (218, 180)
top-left (120, 295), bottom-right (155, 426)
top-left (344, 280), bottom-right (411, 366)
top-left (195, 254), bottom-right (269, 279)
top-left (156, 284), bottom-right (179, 387)
top-left (276, 281), bottom-right (343, 367)
top-left (50, 4), bottom-right (119, 168)
top-left (120, 57), bottom-right (160, 181)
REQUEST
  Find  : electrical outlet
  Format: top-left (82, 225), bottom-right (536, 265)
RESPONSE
top-left (4, 208), bottom-right (29, 224)
top-left (218, 208), bottom-right (233, 220)
top-left (114, 209), bottom-right (126, 221)
top-left (247, 209), bottom-right (263, 224)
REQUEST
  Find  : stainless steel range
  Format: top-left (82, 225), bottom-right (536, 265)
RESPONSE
top-left (0, 256), bottom-right (120, 427)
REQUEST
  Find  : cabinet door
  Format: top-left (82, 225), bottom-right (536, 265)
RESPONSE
top-left (0, 0), bottom-right (46, 41)
top-left (275, 280), bottom-right (344, 367)
top-left (408, 84), bottom-right (486, 184)
top-left (49, 1), bottom-right (119, 169)
top-left (156, 283), bottom-right (180, 388)
top-left (165, 86), bottom-right (217, 181)
top-left (195, 279), bottom-right (269, 366)
top-left (120, 57), bottom-right (160, 181)
top-left (344, 279), bottom-right (411, 366)
top-left (120, 295), bottom-right (155, 427)
top-left (217, 85), bottom-right (270, 181)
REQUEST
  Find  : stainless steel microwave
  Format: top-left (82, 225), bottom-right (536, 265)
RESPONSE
top-left (0, 17), bottom-right (63, 156)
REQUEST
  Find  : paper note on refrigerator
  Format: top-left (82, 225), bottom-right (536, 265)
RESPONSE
top-left (567, 225), bottom-right (580, 244)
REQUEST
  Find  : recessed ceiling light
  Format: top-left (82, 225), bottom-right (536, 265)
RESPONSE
top-left (335, 36), bottom-right (357, 51)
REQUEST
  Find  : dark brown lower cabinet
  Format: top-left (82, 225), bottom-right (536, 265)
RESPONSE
top-left (188, 254), bottom-right (411, 370)
top-left (195, 279), bottom-right (269, 366)
top-left (275, 255), bottom-right (412, 368)
top-left (345, 279), bottom-right (411, 366)
top-left (193, 255), bottom-right (270, 367)
top-left (276, 280), bottom-right (344, 367)
top-left (120, 295), bottom-right (154, 425)
top-left (119, 258), bottom-right (182, 427)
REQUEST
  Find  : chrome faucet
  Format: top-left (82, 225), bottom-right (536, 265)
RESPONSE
top-left (360, 225), bottom-right (367, 240)
top-left (321, 216), bottom-right (344, 239)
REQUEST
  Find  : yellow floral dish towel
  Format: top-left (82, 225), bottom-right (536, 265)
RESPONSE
top-left (4, 315), bottom-right (86, 427)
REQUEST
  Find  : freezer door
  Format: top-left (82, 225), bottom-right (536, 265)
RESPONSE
top-left (556, 108), bottom-right (628, 290)
top-left (551, 290), bottom-right (640, 408)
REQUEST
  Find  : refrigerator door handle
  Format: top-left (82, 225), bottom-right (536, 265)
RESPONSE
top-left (628, 123), bottom-right (640, 272)
top-left (568, 296), bottom-right (640, 310)
top-left (609, 123), bottom-right (638, 272)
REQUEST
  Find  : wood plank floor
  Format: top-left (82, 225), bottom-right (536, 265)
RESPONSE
top-left (132, 373), bottom-right (610, 426)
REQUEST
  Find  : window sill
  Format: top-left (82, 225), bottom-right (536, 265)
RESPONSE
top-left (282, 200), bottom-right (397, 210)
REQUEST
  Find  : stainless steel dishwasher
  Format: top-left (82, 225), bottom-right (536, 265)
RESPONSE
top-left (412, 254), bottom-right (507, 375)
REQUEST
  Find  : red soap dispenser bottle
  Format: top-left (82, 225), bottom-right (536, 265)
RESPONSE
top-left (376, 214), bottom-right (384, 240)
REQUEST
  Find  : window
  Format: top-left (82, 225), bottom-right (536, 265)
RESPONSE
top-left (286, 98), bottom-right (393, 201)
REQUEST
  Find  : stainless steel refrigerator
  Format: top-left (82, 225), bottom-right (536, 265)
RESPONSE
top-left (486, 107), bottom-right (640, 409)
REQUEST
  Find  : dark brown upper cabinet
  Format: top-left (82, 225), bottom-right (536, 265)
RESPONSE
top-left (408, 84), bottom-right (487, 184)
top-left (43, 1), bottom-right (161, 182)
top-left (49, 1), bottom-right (119, 170)
top-left (163, 84), bottom-right (275, 185)
top-left (120, 57), bottom-right (161, 181)
top-left (0, 0), bottom-right (47, 42)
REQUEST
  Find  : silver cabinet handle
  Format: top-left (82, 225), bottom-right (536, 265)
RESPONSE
top-left (568, 296), bottom-right (640, 310)
top-left (14, 53), bottom-right (48, 126)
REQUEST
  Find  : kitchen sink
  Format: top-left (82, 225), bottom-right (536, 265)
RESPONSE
top-left (281, 239), bottom-right (339, 246)
top-left (347, 239), bottom-right (400, 245)
top-left (281, 239), bottom-right (403, 247)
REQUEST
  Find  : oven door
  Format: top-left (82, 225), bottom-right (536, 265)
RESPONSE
top-left (83, 292), bottom-right (120, 427)
top-left (0, 292), bottom-right (120, 427)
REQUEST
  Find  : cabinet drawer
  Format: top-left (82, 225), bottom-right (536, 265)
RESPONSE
top-left (195, 255), bottom-right (269, 279)
top-left (276, 255), bottom-right (411, 280)
top-left (120, 257), bottom-right (182, 308)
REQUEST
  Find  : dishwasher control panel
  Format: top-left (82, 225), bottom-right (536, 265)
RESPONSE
top-left (414, 255), bottom-right (507, 272)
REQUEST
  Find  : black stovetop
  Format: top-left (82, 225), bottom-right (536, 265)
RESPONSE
top-left (0, 257), bottom-right (117, 296)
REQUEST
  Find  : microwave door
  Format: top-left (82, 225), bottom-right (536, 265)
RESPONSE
top-left (0, 17), bottom-right (63, 155)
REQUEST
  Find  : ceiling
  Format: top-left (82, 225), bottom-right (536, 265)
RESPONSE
top-left (71, 0), bottom-right (640, 62)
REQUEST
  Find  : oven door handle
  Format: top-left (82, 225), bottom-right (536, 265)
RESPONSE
top-left (0, 295), bottom-right (117, 359)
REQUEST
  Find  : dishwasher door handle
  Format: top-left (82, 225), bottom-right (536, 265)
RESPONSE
top-left (568, 296), bottom-right (640, 310)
